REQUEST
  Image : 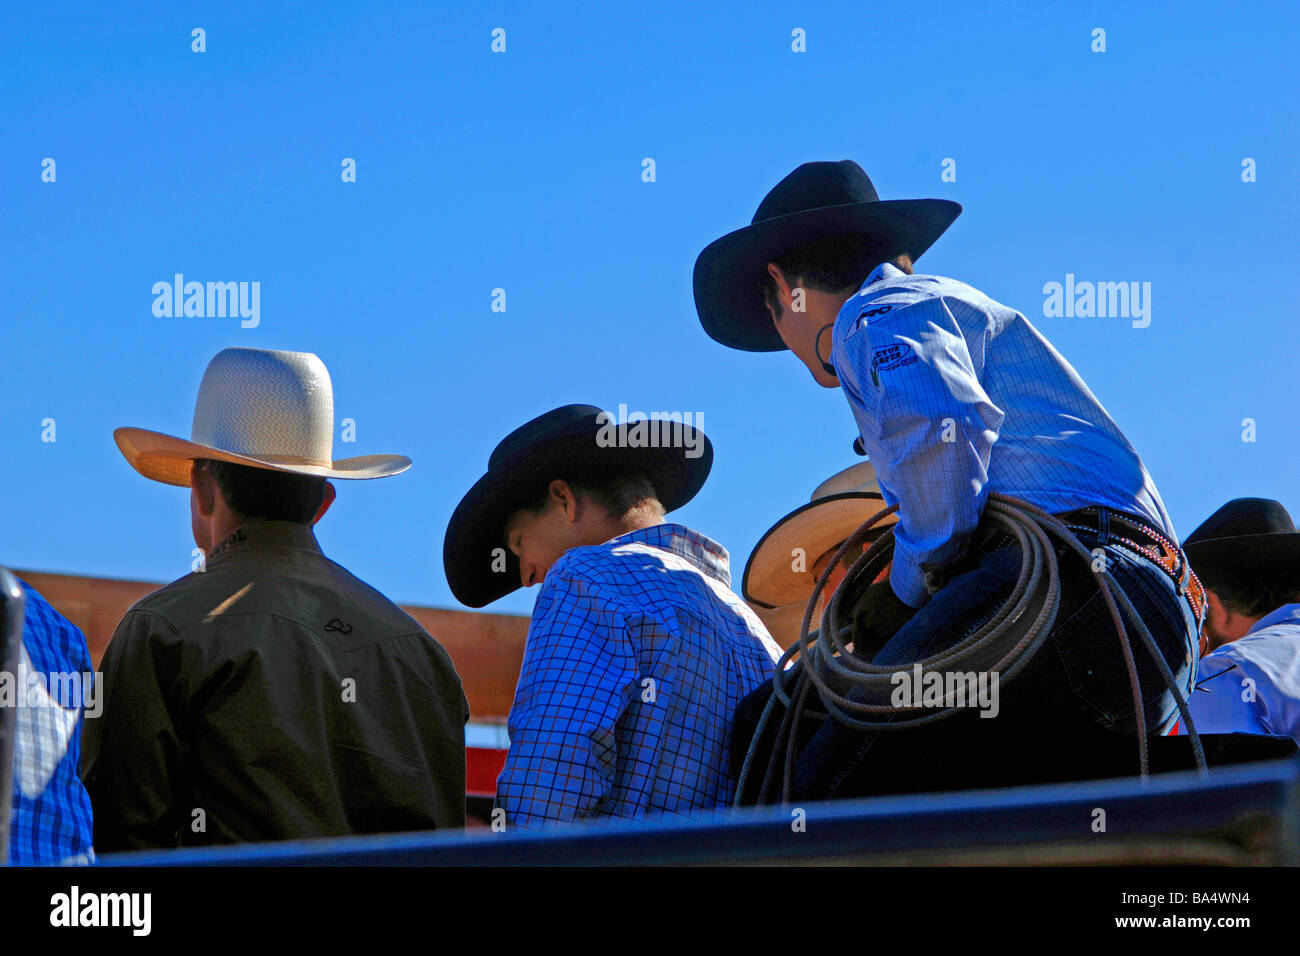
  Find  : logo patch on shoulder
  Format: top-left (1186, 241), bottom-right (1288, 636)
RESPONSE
top-left (870, 342), bottom-right (917, 381)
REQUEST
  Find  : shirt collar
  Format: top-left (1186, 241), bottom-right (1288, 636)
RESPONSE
top-left (859, 261), bottom-right (904, 293)
top-left (205, 520), bottom-right (323, 566)
top-left (834, 261), bottom-right (906, 337)
top-left (1247, 603), bottom-right (1300, 635)
top-left (603, 522), bottom-right (733, 588)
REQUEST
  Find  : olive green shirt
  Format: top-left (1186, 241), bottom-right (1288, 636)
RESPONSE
top-left (83, 521), bottom-right (467, 851)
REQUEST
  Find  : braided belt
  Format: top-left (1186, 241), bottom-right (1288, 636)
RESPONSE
top-left (1057, 506), bottom-right (1207, 635)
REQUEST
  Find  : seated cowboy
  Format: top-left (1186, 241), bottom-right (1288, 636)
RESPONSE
top-left (84, 348), bottom-right (468, 849)
top-left (694, 160), bottom-right (1204, 802)
top-left (1177, 498), bottom-right (1300, 745)
top-left (443, 404), bottom-right (782, 827)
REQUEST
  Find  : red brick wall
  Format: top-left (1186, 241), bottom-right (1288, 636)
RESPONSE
top-left (14, 569), bottom-right (530, 720)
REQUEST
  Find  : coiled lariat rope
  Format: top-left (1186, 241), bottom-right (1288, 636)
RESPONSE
top-left (734, 492), bottom-right (1207, 808)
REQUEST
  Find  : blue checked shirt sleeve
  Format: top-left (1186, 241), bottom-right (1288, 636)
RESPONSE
top-left (837, 297), bottom-right (1006, 608)
top-left (496, 570), bottom-right (638, 827)
top-left (10, 582), bottom-right (95, 865)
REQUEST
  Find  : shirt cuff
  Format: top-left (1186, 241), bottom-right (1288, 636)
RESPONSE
top-left (889, 557), bottom-right (931, 609)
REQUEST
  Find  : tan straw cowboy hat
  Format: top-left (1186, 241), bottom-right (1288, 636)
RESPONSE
top-left (114, 347), bottom-right (411, 487)
top-left (743, 461), bottom-right (898, 609)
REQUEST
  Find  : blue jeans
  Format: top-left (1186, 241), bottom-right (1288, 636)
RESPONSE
top-left (736, 516), bottom-right (1200, 802)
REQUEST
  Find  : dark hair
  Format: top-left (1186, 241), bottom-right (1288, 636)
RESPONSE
top-left (759, 234), bottom-right (903, 319)
top-left (200, 458), bottom-right (327, 524)
top-left (1203, 565), bottom-right (1300, 619)
top-left (521, 470), bottom-right (662, 521)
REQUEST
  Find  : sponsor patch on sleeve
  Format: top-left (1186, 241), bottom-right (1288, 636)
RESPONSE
top-left (870, 342), bottom-right (917, 383)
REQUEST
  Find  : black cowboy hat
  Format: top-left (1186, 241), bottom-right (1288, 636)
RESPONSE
top-left (693, 160), bottom-right (962, 352)
top-left (443, 403), bottom-right (713, 608)
top-left (1182, 498), bottom-right (1300, 584)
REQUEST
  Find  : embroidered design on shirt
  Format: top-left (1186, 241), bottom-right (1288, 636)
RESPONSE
top-left (207, 528), bottom-right (247, 561)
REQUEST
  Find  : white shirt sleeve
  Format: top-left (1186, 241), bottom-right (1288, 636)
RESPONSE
top-left (834, 295), bottom-right (1005, 607)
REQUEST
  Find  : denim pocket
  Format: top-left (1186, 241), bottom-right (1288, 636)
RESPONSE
top-left (1048, 543), bottom-right (1195, 733)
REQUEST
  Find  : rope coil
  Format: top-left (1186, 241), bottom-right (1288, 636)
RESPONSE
top-left (735, 492), bottom-right (1207, 807)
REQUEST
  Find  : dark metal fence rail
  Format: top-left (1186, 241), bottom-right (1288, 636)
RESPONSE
top-left (96, 757), bottom-right (1300, 867)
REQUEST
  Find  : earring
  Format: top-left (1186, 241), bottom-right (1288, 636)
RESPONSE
top-left (815, 324), bottom-right (837, 376)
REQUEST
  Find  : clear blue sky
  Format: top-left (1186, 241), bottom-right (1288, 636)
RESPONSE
top-left (3, 1), bottom-right (1297, 617)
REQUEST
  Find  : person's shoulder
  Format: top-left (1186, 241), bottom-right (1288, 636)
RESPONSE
top-left (880, 270), bottom-right (1003, 309)
top-left (543, 543), bottom-right (633, 593)
top-left (16, 578), bottom-right (72, 629)
top-left (113, 558), bottom-right (403, 648)
top-left (559, 529), bottom-right (708, 580)
top-left (557, 530), bottom-right (740, 620)
top-left (838, 269), bottom-right (999, 328)
top-left (1199, 638), bottom-right (1295, 702)
top-left (1221, 622), bottom-right (1300, 666)
top-left (1198, 644), bottom-right (1241, 673)
top-left (15, 578), bottom-right (89, 666)
top-left (118, 570), bottom-right (207, 630)
top-left (316, 554), bottom-right (453, 643)
top-left (537, 539), bottom-right (679, 613)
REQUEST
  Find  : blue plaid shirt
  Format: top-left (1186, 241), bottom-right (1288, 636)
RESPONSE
top-left (496, 523), bottom-right (782, 827)
top-left (8, 580), bottom-right (95, 865)
top-left (831, 262), bottom-right (1175, 608)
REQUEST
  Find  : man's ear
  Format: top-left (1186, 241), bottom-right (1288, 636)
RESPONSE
top-left (1204, 589), bottom-right (1226, 630)
top-left (191, 460), bottom-right (218, 517)
top-left (766, 262), bottom-right (795, 314)
top-left (551, 479), bottom-right (582, 523)
top-left (1205, 589), bottom-right (1253, 643)
top-left (311, 481), bottom-right (337, 526)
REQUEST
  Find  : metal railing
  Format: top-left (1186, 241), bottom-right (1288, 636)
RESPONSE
top-left (96, 756), bottom-right (1300, 867)
top-left (0, 568), bottom-right (27, 866)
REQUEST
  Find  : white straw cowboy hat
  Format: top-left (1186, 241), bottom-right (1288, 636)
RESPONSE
top-left (743, 461), bottom-right (898, 609)
top-left (114, 347), bottom-right (411, 487)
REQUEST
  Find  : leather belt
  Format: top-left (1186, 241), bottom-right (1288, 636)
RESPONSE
top-left (1056, 506), bottom-right (1207, 642)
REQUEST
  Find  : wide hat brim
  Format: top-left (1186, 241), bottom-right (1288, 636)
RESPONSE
top-left (743, 491), bottom-right (896, 609)
top-left (444, 420), bottom-right (713, 608)
top-left (694, 198), bottom-right (962, 352)
top-left (114, 427), bottom-right (411, 488)
top-left (1183, 534), bottom-right (1300, 582)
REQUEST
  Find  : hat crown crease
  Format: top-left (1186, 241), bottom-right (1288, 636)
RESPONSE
top-left (190, 348), bottom-right (334, 465)
top-left (753, 160), bottom-right (879, 223)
